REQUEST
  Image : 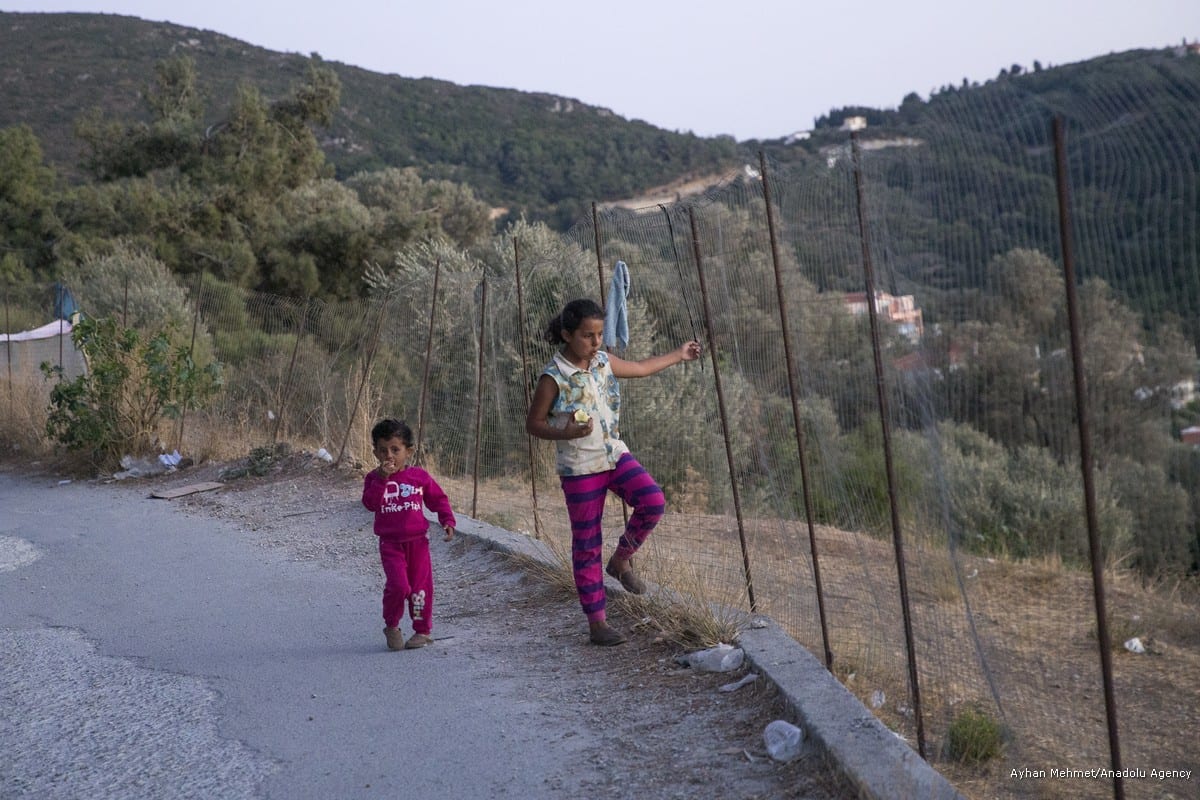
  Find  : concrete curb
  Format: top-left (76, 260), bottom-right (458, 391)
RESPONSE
top-left (738, 622), bottom-right (964, 800)
top-left (454, 517), bottom-right (964, 800)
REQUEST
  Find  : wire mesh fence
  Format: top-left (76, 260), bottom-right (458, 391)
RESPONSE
top-left (5, 51), bottom-right (1200, 800)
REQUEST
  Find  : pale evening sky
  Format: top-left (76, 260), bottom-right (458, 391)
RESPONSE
top-left (2, 0), bottom-right (1196, 140)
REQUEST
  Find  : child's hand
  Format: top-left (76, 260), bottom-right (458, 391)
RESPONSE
top-left (680, 340), bottom-right (702, 362)
top-left (569, 416), bottom-right (593, 439)
top-left (377, 458), bottom-right (396, 476)
top-left (443, 526), bottom-right (455, 541)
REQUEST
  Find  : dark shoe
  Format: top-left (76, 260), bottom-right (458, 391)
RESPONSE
top-left (589, 625), bottom-right (628, 646)
top-left (606, 560), bottom-right (647, 594)
top-left (384, 626), bottom-right (405, 651)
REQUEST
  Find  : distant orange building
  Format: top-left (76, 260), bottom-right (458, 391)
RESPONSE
top-left (843, 291), bottom-right (924, 342)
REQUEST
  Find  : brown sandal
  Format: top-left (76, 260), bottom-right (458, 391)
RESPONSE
top-left (606, 560), bottom-right (647, 595)
top-left (589, 625), bottom-right (629, 646)
top-left (384, 627), bottom-right (405, 651)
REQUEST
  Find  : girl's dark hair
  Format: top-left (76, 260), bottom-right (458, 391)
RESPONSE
top-left (371, 418), bottom-right (414, 446)
top-left (542, 298), bottom-right (603, 345)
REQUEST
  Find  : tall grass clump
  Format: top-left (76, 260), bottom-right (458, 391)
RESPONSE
top-left (943, 706), bottom-right (1005, 765)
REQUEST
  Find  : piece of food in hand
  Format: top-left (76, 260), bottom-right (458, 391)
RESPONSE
top-left (573, 409), bottom-right (590, 424)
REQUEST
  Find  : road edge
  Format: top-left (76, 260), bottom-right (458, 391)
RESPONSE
top-left (452, 515), bottom-right (965, 800)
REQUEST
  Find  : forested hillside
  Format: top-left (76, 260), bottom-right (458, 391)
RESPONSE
top-left (2, 10), bottom-right (1198, 328)
top-left (766, 44), bottom-right (1200, 341)
top-left (0, 11), bottom-right (738, 227)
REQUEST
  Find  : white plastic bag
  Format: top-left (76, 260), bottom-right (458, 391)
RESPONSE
top-left (675, 643), bottom-right (744, 672)
top-left (763, 719), bottom-right (805, 762)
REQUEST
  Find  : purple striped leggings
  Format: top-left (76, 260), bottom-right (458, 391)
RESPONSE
top-left (559, 453), bottom-right (665, 621)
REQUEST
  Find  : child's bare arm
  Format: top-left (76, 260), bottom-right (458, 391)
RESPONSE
top-left (609, 340), bottom-right (702, 378)
top-left (525, 375), bottom-right (592, 440)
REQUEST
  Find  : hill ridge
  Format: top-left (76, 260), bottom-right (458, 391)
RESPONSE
top-left (0, 10), bottom-right (738, 225)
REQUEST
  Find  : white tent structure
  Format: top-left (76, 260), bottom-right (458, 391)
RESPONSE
top-left (1, 318), bottom-right (87, 381)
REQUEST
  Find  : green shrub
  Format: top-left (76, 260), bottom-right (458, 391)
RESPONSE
top-left (943, 707), bottom-right (1005, 765)
top-left (931, 422), bottom-right (1133, 565)
top-left (42, 315), bottom-right (222, 470)
top-left (60, 242), bottom-right (193, 330)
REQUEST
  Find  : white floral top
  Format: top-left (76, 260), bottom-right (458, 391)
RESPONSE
top-left (541, 350), bottom-right (629, 476)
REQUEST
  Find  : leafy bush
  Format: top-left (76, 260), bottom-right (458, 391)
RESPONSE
top-left (60, 241), bottom-right (193, 330)
top-left (930, 422), bottom-right (1133, 565)
top-left (815, 422), bottom-right (924, 537)
top-left (1104, 457), bottom-right (1192, 576)
top-left (42, 315), bottom-right (222, 469)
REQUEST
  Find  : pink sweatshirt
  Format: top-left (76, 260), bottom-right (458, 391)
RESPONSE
top-left (361, 465), bottom-right (457, 541)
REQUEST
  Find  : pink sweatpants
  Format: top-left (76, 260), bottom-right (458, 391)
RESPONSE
top-left (378, 536), bottom-right (434, 634)
top-left (560, 453), bottom-right (665, 622)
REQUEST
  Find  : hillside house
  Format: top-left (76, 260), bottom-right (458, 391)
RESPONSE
top-left (820, 135), bottom-right (923, 168)
top-left (843, 291), bottom-right (924, 342)
top-left (1174, 39), bottom-right (1200, 57)
top-left (1171, 378), bottom-right (1196, 410)
top-left (1180, 426), bottom-right (1200, 446)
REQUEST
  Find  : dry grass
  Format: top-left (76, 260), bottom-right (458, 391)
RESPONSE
top-left (507, 514), bottom-right (743, 650)
top-left (178, 412), bottom-right (261, 463)
top-left (0, 375), bottom-right (53, 459)
top-left (425, 469), bottom-right (1199, 799)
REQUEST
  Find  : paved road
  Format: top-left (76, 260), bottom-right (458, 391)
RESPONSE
top-left (7, 460), bottom-right (970, 800)
top-left (0, 472), bottom-right (603, 799)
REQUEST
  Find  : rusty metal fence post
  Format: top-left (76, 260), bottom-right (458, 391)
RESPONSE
top-left (851, 131), bottom-right (926, 758)
top-left (4, 284), bottom-right (12, 417)
top-left (271, 300), bottom-right (309, 446)
top-left (1053, 115), bottom-right (1124, 800)
top-left (471, 277), bottom-right (487, 518)
top-left (175, 271), bottom-right (205, 453)
top-left (415, 259), bottom-right (442, 462)
top-left (689, 207), bottom-right (757, 612)
top-left (591, 201), bottom-right (606, 304)
top-left (336, 292), bottom-right (389, 466)
top-left (513, 238), bottom-right (543, 538)
top-left (759, 151), bottom-right (834, 669)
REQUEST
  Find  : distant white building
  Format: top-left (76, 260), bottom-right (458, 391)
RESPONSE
top-left (843, 291), bottom-right (924, 343)
top-left (819, 136), bottom-right (924, 168)
top-left (840, 116), bottom-right (867, 132)
top-left (1170, 378), bottom-right (1196, 410)
top-left (1173, 39), bottom-right (1200, 57)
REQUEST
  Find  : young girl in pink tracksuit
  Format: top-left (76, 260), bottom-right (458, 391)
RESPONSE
top-left (362, 418), bottom-right (456, 651)
top-left (524, 298), bottom-right (701, 646)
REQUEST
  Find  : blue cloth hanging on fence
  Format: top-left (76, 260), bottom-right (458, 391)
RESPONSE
top-left (603, 260), bottom-right (630, 350)
top-left (53, 283), bottom-right (78, 321)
